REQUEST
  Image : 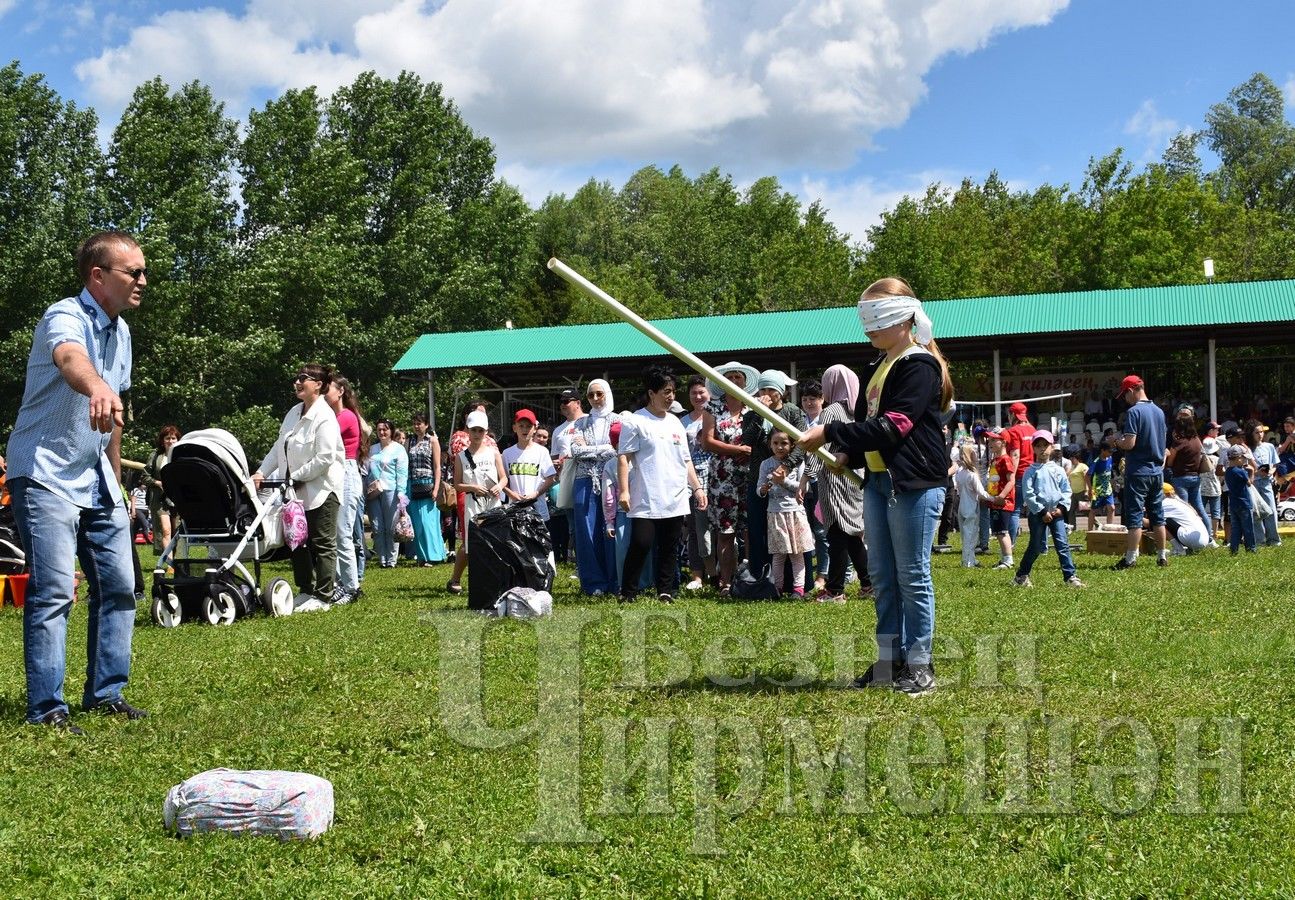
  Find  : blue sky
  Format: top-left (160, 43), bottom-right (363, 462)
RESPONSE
top-left (2, 0), bottom-right (1291, 242)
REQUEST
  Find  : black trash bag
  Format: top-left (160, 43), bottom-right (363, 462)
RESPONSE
top-left (468, 504), bottom-right (555, 611)
top-left (728, 562), bottom-right (778, 601)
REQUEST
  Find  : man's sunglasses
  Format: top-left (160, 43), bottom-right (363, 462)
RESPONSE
top-left (101, 266), bottom-right (149, 280)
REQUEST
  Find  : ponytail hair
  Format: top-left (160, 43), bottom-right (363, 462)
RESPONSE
top-left (861, 276), bottom-right (955, 412)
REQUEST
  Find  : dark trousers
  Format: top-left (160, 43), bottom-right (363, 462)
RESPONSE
top-left (825, 523), bottom-right (870, 594)
top-left (621, 516), bottom-right (685, 598)
top-left (548, 507), bottom-right (571, 563)
top-left (292, 494), bottom-right (340, 597)
top-left (936, 486), bottom-right (957, 544)
top-left (746, 481), bottom-right (770, 576)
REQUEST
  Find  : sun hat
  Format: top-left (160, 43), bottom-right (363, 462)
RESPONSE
top-left (709, 362), bottom-right (760, 400)
top-left (1030, 429), bottom-right (1055, 445)
top-left (757, 369), bottom-right (797, 394)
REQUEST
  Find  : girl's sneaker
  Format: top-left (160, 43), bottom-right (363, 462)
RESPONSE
top-left (792, 587), bottom-right (805, 598)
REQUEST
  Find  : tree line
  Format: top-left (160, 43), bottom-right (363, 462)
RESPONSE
top-left (1, 63), bottom-right (1291, 461)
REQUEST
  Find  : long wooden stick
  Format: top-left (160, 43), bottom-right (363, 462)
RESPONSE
top-left (547, 257), bottom-right (862, 486)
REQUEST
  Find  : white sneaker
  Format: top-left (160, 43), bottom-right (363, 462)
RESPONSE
top-left (685, 578), bottom-right (704, 591)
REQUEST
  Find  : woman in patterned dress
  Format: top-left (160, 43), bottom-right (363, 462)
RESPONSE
top-left (701, 362), bottom-right (758, 594)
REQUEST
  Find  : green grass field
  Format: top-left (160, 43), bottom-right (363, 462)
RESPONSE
top-left (2, 538), bottom-right (1294, 898)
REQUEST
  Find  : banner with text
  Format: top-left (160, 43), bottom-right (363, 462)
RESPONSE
top-left (957, 371), bottom-right (1125, 404)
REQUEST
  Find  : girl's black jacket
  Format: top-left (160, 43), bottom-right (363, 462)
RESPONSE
top-left (823, 351), bottom-right (951, 493)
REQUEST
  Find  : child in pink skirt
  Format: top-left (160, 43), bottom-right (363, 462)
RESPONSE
top-left (757, 431), bottom-right (814, 596)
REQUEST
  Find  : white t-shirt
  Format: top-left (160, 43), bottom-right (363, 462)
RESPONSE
top-left (503, 442), bottom-right (556, 521)
top-left (618, 408), bottom-right (691, 519)
top-left (551, 418), bottom-right (581, 461)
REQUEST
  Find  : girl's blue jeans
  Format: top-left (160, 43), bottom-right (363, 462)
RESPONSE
top-left (862, 471), bottom-right (944, 667)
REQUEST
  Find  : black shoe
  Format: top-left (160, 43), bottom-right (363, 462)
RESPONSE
top-left (1111, 557), bottom-right (1136, 571)
top-left (87, 699), bottom-right (148, 720)
top-left (932, 544), bottom-right (953, 554)
top-left (447, 581), bottom-right (463, 595)
top-left (851, 660), bottom-right (901, 689)
top-left (1156, 556), bottom-right (1169, 568)
top-left (35, 709), bottom-right (85, 735)
top-left (894, 664), bottom-right (936, 696)
top-left (657, 593), bottom-right (674, 604)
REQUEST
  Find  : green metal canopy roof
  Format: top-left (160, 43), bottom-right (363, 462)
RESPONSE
top-left (394, 279), bottom-right (1295, 384)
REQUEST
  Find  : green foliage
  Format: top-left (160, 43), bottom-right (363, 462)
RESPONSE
top-left (2, 63), bottom-right (1294, 463)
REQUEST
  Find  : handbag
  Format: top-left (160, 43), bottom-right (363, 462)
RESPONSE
top-left (437, 479), bottom-right (458, 511)
top-left (728, 562), bottom-right (778, 600)
top-left (411, 476), bottom-right (435, 499)
top-left (554, 459), bottom-right (577, 510)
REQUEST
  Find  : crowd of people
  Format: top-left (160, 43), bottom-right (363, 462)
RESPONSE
top-left (940, 383), bottom-right (1290, 580)
top-left (6, 229), bottom-right (1291, 734)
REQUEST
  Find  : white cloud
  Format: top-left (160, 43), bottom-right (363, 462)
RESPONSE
top-left (76, 0), bottom-right (1069, 172)
top-left (0, 0), bottom-right (14, 17)
top-left (1284, 74), bottom-right (1295, 110)
top-left (796, 168), bottom-right (971, 245)
top-left (1123, 99), bottom-right (1181, 163)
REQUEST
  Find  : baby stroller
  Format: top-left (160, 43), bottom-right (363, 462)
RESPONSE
top-left (152, 428), bottom-right (295, 627)
top-left (0, 502), bottom-right (24, 575)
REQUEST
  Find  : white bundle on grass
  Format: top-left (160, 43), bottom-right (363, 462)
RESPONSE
top-left (164, 769), bottom-right (333, 840)
top-left (495, 587), bottom-right (553, 619)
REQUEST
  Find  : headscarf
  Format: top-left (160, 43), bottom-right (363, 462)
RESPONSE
top-left (822, 364), bottom-right (859, 411)
top-left (586, 378), bottom-right (614, 418)
top-left (858, 294), bottom-right (934, 346)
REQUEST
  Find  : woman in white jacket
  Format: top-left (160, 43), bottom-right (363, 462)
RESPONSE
top-left (253, 363), bottom-right (346, 606)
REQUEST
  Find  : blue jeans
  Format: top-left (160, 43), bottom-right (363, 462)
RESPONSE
top-left (10, 477), bottom-right (136, 722)
top-left (1016, 512), bottom-right (1076, 581)
top-left (573, 477), bottom-right (618, 594)
top-left (805, 480), bottom-right (829, 578)
top-left (978, 505), bottom-right (990, 550)
top-left (1253, 475), bottom-right (1281, 546)
top-left (862, 471), bottom-right (944, 667)
top-left (1202, 493), bottom-right (1221, 526)
top-left (335, 459), bottom-right (363, 591)
top-left (369, 488), bottom-right (399, 567)
top-left (1229, 499), bottom-right (1256, 552)
top-left (1170, 474), bottom-right (1210, 531)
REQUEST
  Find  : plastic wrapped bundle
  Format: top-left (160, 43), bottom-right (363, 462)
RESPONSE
top-left (164, 769), bottom-right (333, 840)
top-left (494, 587), bottom-right (554, 619)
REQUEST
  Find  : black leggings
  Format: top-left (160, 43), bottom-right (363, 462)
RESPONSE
top-left (825, 522), bottom-right (870, 594)
top-left (621, 515), bottom-right (684, 598)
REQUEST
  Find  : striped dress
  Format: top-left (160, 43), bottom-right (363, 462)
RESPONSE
top-left (809, 401), bottom-right (865, 536)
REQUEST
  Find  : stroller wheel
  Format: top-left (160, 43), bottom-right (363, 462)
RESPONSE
top-left (263, 577), bottom-right (294, 618)
top-left (152, 592), bottom-right (182, 628)
top-left (203, 588), bottom-right (238, 626)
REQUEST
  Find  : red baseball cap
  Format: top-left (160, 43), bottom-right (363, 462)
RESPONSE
top-left (1119, 375), bottom-right (1143, 394)
top-left (1008, 401), bottom-right (1028, 419)
top-left (514, 408), bottom-right (537, 424)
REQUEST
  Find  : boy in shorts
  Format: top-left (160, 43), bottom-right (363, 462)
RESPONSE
top-left (1087, 441), bottom-right (1115, 529)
